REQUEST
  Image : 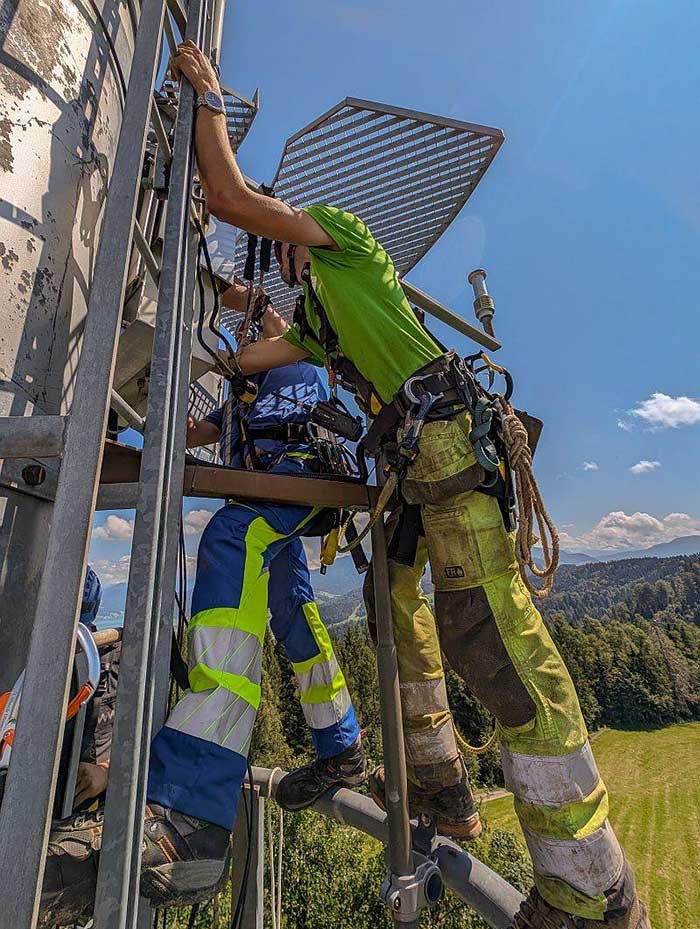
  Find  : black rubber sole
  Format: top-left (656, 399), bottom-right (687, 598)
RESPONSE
top-left (39, 876), bottom-right (97, 927)
top-left (275, 768), bottom-right (368, 812)
top-left (140, 844), bottom-right (232, 908)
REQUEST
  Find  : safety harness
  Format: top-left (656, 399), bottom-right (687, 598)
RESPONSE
top-left (292, 263), bottom-right (559, 596)
top-left (194, 230), bottom-right (371, 573)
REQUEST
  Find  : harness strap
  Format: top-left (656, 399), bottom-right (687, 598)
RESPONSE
top-left (246, 423), bottom-right (308, 443)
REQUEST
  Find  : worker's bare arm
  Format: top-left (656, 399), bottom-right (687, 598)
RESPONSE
top-left (221, 280), bottom-right (250, 313)
top-left (187, 417), bottom-right (221, 449)
top-left (171, 42), bottom-right (336, 248)
top-left (235, 336), bottom-right (309, 375)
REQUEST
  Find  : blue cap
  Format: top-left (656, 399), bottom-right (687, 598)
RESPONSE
top-left (80, 565), bottom-right (102, 625)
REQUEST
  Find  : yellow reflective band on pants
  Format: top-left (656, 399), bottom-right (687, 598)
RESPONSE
top-left (292, 602), bottom-right (353, 732)
top-left (395, 412), bottom-right (633, 920)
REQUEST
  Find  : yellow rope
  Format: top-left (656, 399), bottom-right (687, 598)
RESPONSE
top-left (454, 723), bottom-right (498, 756)
top-left (499, 398), bottom-right (560, 599)
top-left (335, 472), bottom-right (398, 554)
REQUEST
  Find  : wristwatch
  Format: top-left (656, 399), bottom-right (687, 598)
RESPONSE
top-left (195, 90), bottom-right (225, 116)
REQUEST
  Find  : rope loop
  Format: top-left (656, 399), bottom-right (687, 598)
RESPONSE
top-left (499, 398), bottom-right (559, 599)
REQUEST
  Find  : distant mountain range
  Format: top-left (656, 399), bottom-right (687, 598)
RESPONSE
top-left (543, 534), bottom-right (700, 566)
top-left (96, 535), bottom-right (700, 621)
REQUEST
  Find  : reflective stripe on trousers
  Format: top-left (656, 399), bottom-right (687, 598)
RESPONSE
top-left (147, 501), bottom-right (359, 830)
top-left (399, 412), bottom-right (632, 921)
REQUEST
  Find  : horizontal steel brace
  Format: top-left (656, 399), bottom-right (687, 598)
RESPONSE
top-left (252, 767), bottom-right (522, 929)
top-left (99, 439), bottom-right (384, 509)
top-left (401, 280), bottom-right (500, 351)
top-left (111, 389), bottom-right (146, 433)
top-left (95, 481), bottom-right (139, 510)
top-left (0, 415), bottom-right (66, 459)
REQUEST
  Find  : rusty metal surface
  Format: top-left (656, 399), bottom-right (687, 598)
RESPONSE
top-left (100, 438), bottom-right (383, 508)
top-left (0, 0), bottom-right (136, 692)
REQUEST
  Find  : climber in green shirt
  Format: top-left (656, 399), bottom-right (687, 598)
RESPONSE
top-left (99, 39), bottom-right (646, 929)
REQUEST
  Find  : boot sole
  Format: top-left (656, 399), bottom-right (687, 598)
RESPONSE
top-left (276, 769), bottom-right (369, 812)
top-left (140, 845), bottom-right (232, 908)
top-left (39, 877), bottom-right (96, 927)
top-left (369, 780), bottom-right (483, 841)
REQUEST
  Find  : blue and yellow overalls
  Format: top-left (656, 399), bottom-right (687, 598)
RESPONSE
top-left (147, 362), bottom-right (360, 829)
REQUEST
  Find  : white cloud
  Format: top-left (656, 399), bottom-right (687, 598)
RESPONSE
top-left (184, 509), bottom-right (214, 536)
top-left (617, 418), bottom-right (634, 432)
top-left (92, 515), bottom-right (134, 541)
top-left (90, 555), bottom-right (131, 586)
top-left (559, 510), bottom-right (700, 553)
top-left (582, 461), bottom-right (599, 471)
top-left (629, 459), bottom-right (661, 475)
top-left (623, 392), bottom-right (700, 430)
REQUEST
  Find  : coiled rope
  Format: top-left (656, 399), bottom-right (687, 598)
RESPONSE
top-left (499, 398), bottom-right (559, 599)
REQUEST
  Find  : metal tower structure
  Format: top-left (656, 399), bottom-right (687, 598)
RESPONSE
top-left (0, 3), bottom-right (520, 928)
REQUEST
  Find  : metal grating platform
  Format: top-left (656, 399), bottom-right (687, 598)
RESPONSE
top-left (216, 97), bottom-right (503, 333)
top-left (159, 78), bottom-right (259, 151)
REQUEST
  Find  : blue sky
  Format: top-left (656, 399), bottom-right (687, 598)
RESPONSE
top-left (90, 0), bottom-right (700, 590)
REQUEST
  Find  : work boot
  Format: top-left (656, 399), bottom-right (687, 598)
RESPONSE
top-left (368, 763), bottom-right (482, 841)
top-left (40, 803), bottom-right (232, 921)
top-left (40, 809), bottom-right (103, 927)
top-left (275, 738), bottom-right (368, 811)
top-left (140, 803), bottom-right (231, 906)
top-left (510, 888), bottom-right (651, 929)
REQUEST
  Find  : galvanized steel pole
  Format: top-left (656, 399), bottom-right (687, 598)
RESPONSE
top-left (93, 0), bottom-right (205, 925)
top-left (0, 4), bottom-right (168, 925)
top-left (370, 512), bottom-right (418, 926)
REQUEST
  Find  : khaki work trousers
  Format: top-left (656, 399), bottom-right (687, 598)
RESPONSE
top-left (366, 411), bottom-right (636, 921)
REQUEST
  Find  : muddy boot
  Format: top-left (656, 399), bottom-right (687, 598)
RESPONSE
top-left (275, 738), bottom-right (368, 811)
top-left (140, 803), bottom-right (232, 907)
top-left (368, 759), bottom-right (482, 841)
top-left (40, 809), bottom-right (103, 927)
top-left (510, 888), bottom-right (651, 929)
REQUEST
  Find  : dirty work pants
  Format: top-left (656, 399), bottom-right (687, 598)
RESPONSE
top-left (375, 412), bottom-right (636, 921)
top-left (148, 500), bottom-right (359, 830)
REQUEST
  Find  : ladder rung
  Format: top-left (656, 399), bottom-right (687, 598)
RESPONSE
top-left (0, 414), bottom-right (66, 459)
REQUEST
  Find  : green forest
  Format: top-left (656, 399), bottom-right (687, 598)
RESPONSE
top-left (172, 555), bottom-right (700, 928)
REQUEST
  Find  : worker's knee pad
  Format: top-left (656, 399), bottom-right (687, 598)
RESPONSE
top-left (435, 586), bottom-right (536, 728)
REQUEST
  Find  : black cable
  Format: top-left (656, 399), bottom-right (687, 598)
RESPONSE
top-left (194, 218), bottom-right (238, 358)
top-left (187, 903), bottom-right (200, 929)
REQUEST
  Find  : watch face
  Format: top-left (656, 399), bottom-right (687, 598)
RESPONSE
top-left (204, 91), bottom-right (223, 111)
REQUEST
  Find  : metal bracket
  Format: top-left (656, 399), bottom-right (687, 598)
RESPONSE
top-left (380, 858), bottom-right (444, 923)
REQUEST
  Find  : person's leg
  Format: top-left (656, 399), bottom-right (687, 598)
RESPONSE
top-left (147, 502), bottom-right (282, 830)
top-left (363, 508), bottom-right (480, 838)
top-left (411, 413), bottom-right (643, 925)
top-left (42, 501), bottom-right (314, 919)
top-left (269, 538), bottom-right (359, 757)
top-left (269, 539), bottom-right (366, 809)
top-left (363, 508), bottom-right (458, 784)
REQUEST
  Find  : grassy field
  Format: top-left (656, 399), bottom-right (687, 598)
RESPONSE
top-left (482, 723), bottom-right (699, 929)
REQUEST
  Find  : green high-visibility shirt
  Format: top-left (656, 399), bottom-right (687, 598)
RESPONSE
top-left (281, 204), bottom-right (442, 403)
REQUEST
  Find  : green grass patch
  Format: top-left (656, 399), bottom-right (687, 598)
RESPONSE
top-left (482, 722), bottom-right (700, 929)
